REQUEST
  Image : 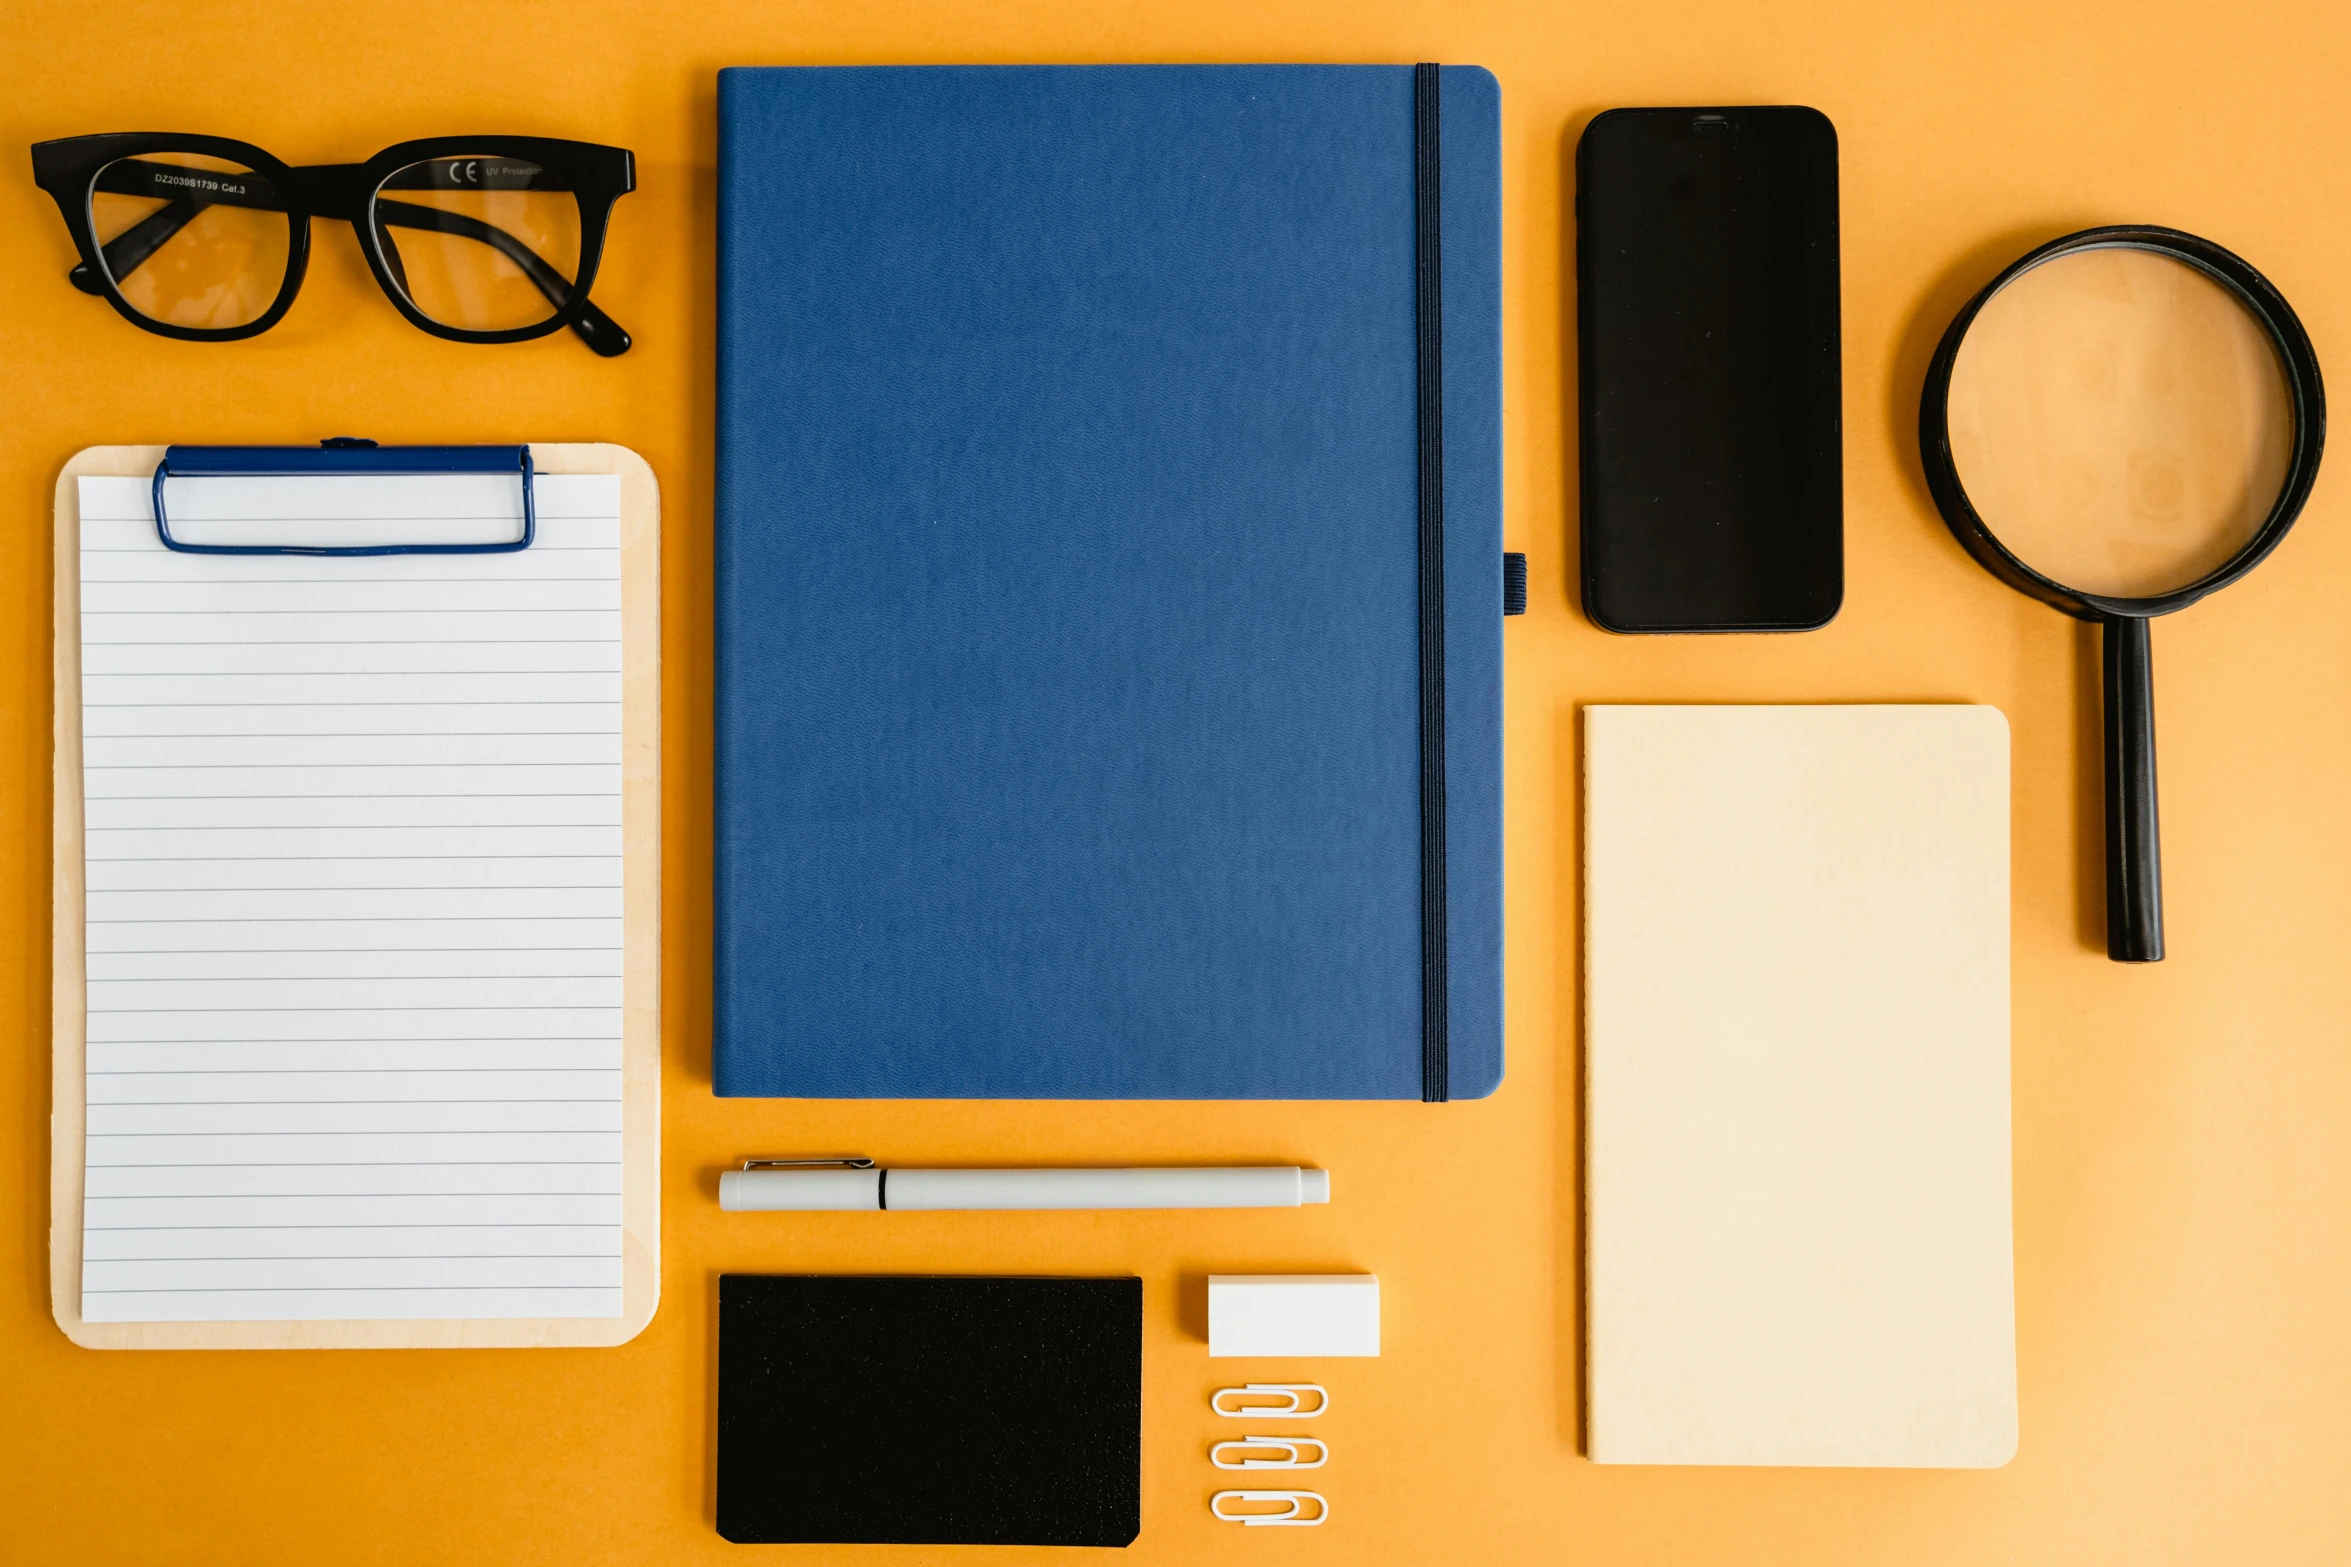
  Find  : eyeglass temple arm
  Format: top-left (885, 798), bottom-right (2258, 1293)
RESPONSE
top-left (69, 161), bottom-right (629, 357)
top-left (68, 199), bottom-right (200, 295)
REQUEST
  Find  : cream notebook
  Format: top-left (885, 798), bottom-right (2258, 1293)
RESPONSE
top-left (1584, 705), bottom-right (2015, 1467)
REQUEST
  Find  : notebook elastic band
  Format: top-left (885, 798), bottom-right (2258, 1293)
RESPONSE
top-left (1414, 62), bottom-right (1448, 1103)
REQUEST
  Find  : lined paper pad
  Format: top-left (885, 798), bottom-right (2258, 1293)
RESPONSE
top-left (75, 472), bottom-right (624, 1323)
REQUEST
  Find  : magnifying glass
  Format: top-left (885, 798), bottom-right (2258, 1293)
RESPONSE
top-left (1920, 226), bottom-right (2324, 963)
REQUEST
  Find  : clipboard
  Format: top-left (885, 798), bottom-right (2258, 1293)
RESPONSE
top-left (51, 441), bottom-right (660, 1350)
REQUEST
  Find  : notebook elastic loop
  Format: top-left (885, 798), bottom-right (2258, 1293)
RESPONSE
top-left (1414, 61), bottom-right (1449, 1102)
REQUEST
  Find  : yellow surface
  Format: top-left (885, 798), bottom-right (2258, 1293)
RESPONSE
top-left (5, 0), bottom-right (2351, 1561)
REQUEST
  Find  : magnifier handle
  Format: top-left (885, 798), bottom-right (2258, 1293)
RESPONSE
top-left (2102, 615), bottom-right (2165, 962)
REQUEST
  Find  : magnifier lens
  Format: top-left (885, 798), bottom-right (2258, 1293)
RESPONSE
top-left (1944, 246), bottom-right (2295, 599)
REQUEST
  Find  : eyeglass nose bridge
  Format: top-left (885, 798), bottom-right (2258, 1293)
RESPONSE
top-left (278, 164), bottom-right (372, 222)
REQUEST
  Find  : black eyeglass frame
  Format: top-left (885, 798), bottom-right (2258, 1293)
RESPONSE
top-left (30, 132), bottom-right (634, 355)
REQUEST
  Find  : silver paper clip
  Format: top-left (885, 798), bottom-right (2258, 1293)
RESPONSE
top-left (1211, 1383), bottom-right (1328, 1418)
top-left (1212, 1490), bottom-right (1329, 1527)
top-left (1211, 1435), bottom-right (1328, 1471)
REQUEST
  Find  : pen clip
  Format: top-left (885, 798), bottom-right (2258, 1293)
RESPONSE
top-left (739, 1157), bottom-right (876, 1171)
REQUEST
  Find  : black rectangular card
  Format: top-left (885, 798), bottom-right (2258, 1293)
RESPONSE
top-left (717, 1274), bottom-right (1142, 1547)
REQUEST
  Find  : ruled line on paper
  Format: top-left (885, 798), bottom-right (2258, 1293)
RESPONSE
top-left (77, 471), bottom-right (627, 1325)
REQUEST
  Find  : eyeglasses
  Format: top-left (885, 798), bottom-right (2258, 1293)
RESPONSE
top-left (30, 133), bottom-right (634, 355)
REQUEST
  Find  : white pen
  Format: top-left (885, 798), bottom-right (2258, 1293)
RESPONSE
top-left (719, 1158), bottom-right (1331, 1212)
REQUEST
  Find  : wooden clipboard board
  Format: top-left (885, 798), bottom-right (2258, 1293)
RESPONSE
top-left (51, 442), bottom-right (660, 1349)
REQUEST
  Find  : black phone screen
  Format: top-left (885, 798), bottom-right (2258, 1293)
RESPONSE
top-left (1576, 106), bottom-right (1843, 632)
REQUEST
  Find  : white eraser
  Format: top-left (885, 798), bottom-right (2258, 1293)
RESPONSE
top-left (1208, 1274), bottom-right (1379, 1357)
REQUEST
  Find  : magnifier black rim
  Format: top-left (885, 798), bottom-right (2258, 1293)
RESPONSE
top-left (1918, 223), bottom-right (2326, 622)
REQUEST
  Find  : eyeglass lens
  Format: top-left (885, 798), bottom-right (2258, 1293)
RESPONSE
top-left (91, 151), bottom-right (292, 331)
top-left (373, 156), bottom-right (584, 333)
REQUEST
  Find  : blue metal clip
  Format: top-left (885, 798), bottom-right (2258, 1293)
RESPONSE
top-left (150, 439), bottom-right (536, 556)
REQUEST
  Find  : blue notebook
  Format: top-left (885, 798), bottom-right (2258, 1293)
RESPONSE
top-left (715, 65), bottom-right (1503, 1099)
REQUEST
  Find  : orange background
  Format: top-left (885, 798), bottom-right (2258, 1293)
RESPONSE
top-left (7, 1), bottom-right (2351, 1562)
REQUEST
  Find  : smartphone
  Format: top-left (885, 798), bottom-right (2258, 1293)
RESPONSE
top-left (1577, 106), bottom-right (1842, 632)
